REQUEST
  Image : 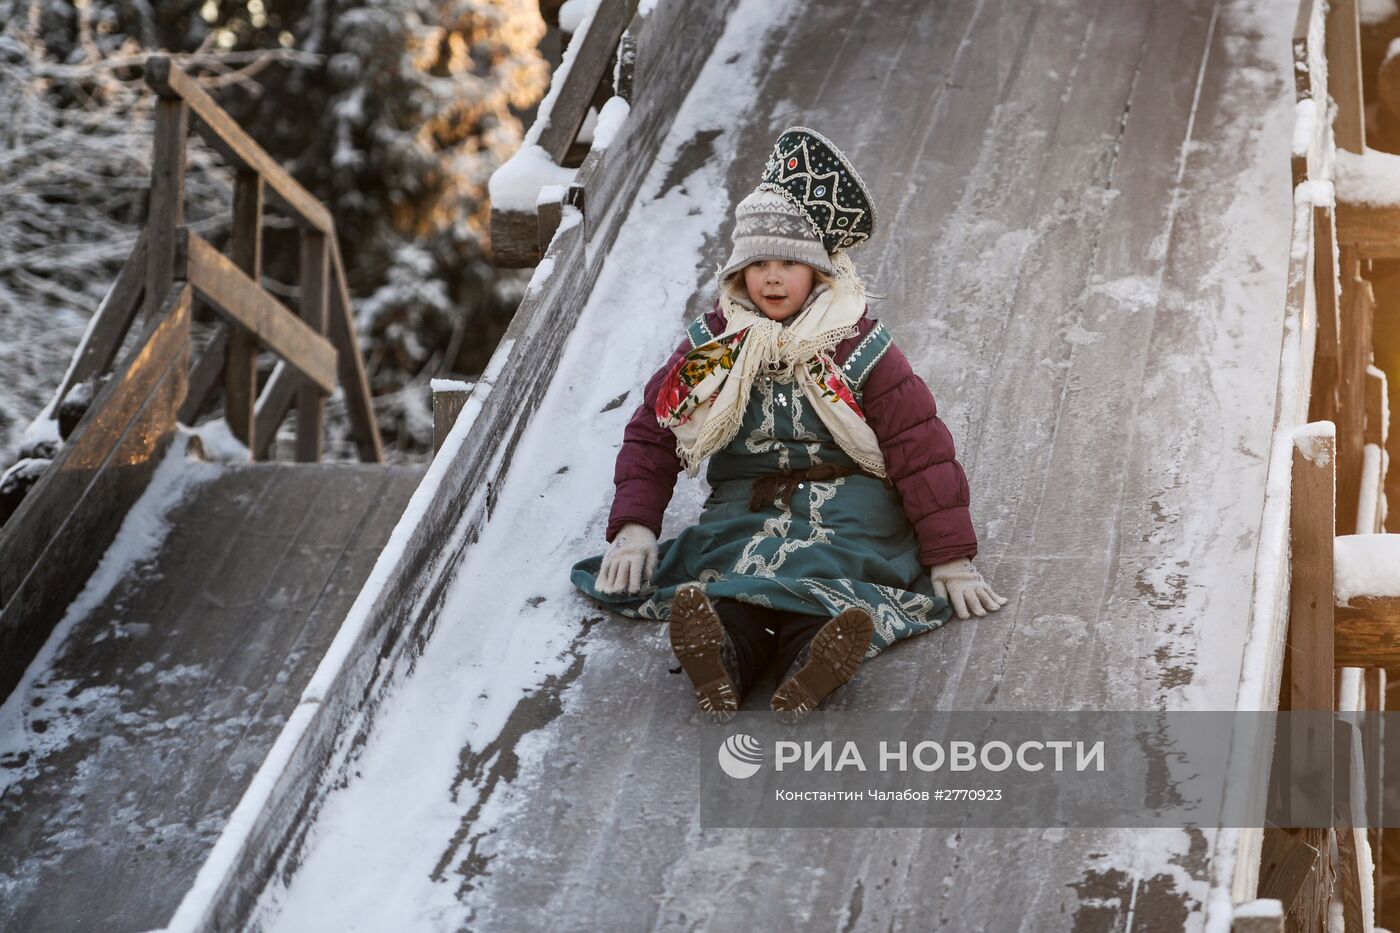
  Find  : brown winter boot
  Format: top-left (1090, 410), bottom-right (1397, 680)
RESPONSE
top-left (771, 608), bottom-right (875, 723)
top-left (669, 584), bottom-right (743, 723)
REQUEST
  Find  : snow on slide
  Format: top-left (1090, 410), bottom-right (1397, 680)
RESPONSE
top-left (252, 0), bottom-right (1300, 928)
top-left (255, 2), bottom-right (795, 929)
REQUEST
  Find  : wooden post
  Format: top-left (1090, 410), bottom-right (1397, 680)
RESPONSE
top-left (1326, 0), bottom-right (1366, 155)
top-left (615, 30), bottom-right (637, 104)
top-left (326, 241), bottom-right (384, 463)
top-left (296, 231), bottom-right (329, 462)
top-left (145, 97), bottom-right (188, 321)
top-left (1286, 424), bottom-right (1336, 833)
top-left (226, 172), bottom-right (262, 455)
top-left (432, 380), bottom-right (473, 454)
top-left (538, 186), bottom-right (565, 256)
top-left (1291, 425), bottom-right (1336, 712)
top-left (1337, 252), bottom-right (1373, 535)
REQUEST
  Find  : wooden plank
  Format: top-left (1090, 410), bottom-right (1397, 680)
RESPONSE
top-left (1326, 0), bottom-right (1366, 154)
top-left (144, 57), bottom-right (335, 235)
top-left (326, 237), bottom-right (384, 462)
top-left (144, 97), bottom-right (187, 321)
top-left (0, 285), bottom-right (191, 700)
top-left (1258, 826), bottom-right (1331, 929)
top-left (56, 230), bottom-right (147, 406)
top-left (491, 208), bottom-right (543, 268)
top-left (534, 0), bottom-right (639, 163)
top-left (253, 361), bottom-right (296, 460)
top-left (1336, 595), bottom-right (1400, 665)
top-left (1290, 428), bottom-right (1336, 710)
top-left (1310, 205), bottom-right (1341, 425)
top-left (1336, 201), bottom-right (1400, 259)
top-left (178, 326), bottom-right (229, 425)
top-left (184, 230), bottom-right (337, 393)
top-left (296, 231), bottom-right (328, 462)
top-left (226, 172), bottom-right (263, 453)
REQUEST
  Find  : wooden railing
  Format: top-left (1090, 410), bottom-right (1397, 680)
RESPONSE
top-left (489, 0), bottom-right (640, 266)
top-left (0, 57), bottom-right (386, 700)
top-left (0, 284), bottom-right (193, 700)
top-left (58, 56), bottom-right (383, 463)
top-left (1245, 1), bottom-right (1393, 931)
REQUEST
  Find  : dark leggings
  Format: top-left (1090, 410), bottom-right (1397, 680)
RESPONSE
top-left (712, 597), bottom-right (829, 694)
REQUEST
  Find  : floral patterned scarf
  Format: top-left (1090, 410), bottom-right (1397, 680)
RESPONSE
top-left (655, 254), bottom-right (888, 479)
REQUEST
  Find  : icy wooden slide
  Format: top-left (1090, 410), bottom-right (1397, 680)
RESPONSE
top-left (169, 0), bottom-right (1300, 929)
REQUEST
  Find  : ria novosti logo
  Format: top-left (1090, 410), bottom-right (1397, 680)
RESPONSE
top-left (718, 733), bottom-right (764, 779)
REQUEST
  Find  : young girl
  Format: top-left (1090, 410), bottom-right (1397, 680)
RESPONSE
top-left (570, 127), bottom-right (1006, 721)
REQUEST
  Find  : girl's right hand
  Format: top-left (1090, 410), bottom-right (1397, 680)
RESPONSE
top-left (598, 523), bottom-right (658, 595)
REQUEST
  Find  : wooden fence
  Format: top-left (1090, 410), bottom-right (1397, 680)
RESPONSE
top-left (1243, 0), bottom-right (1396, 930)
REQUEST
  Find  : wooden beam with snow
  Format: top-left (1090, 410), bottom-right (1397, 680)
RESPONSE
top-left (489, 0), bottom-right (641, 267)
top-left (1334, 148), bottom-right (1400, 257)
top-left (534, 0), bottom-right (638, 163)
top-left (1335, 201), bottom-right (1400, 258)
top-left (1335, 596), bottom-right (1400, 665)
top-left (431, 379), bottom-right (472, 454)
top-left (1230, 899), bottom-right (1285, 933)
top-left (1333, 534), bottom-right (1400, 665)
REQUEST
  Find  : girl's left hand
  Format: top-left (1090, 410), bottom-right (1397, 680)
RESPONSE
top-left (930, 558), bottom-right (1008, 620)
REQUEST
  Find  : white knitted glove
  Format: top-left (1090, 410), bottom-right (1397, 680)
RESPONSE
top-left (598, 522), bottom-right (658, 595)
top-left (930, 558), bottom-right (1008, 619)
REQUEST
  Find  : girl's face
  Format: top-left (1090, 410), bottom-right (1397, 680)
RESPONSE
top-left (742, 260), bottom-right (815, 322)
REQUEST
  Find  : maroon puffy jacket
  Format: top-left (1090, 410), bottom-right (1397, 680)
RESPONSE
top-left (606, 303), bottom-right (978, 568)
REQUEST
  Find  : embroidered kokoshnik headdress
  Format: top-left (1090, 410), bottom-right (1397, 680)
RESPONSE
top-left (654, 127), bottom-right (888, 478)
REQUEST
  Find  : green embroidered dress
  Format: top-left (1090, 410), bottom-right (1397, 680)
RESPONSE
top-left (570, 316), bottom-right (954, 657)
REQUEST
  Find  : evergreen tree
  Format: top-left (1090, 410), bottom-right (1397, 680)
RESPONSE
top-left (0, 0), bottom-right (549, 462)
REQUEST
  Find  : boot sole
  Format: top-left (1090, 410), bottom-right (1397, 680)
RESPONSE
top-left (771, 608), bottom-right (874, 721)
top-left (669, 584), bottom-right (739, 722)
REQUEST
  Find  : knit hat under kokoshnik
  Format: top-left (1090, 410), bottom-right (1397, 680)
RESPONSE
top-left (719, 126), bottom-right (877, 281)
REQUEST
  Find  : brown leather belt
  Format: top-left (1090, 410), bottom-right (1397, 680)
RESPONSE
top-left (747, 463), bottom-right (891, 512)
